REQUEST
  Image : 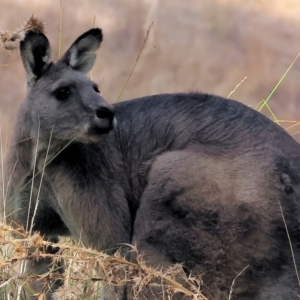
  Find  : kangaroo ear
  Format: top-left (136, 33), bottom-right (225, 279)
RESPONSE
top-left (20, 31), bottom-right (52, 87)
top-left (59, 28), bottom-right (103, 74)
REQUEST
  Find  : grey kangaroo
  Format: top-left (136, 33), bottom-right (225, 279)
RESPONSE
top-left (4, 27), bottom-right (300, 300)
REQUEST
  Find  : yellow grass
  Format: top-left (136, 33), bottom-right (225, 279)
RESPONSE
top-left (0, 225), bottom-right (207, 299)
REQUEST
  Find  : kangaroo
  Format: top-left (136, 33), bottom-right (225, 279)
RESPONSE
top-left (4, 27), bottom-right (300, 300)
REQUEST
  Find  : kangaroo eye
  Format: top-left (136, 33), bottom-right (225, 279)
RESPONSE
top-left (54, 87), bottom-right (70, 101)
top-left (93, 85), bottom-right (101, 94)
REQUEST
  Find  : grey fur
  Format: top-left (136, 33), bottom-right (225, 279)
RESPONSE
top-left (5, 28), bottom-right (300, 300)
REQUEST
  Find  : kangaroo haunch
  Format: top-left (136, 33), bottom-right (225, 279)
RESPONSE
top-left (5, 28), bottom-right (300, 300)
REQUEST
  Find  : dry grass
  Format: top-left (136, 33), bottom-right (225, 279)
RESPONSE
top-left (0, 225), bottom-right (207, 300)
top-left (0, 15), bottom-right (45, 53)
top-left (1, 0), bottom-right (300, 139)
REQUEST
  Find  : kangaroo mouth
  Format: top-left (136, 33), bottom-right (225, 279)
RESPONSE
top-left (76, 118), bottom-right (117, 143)
top-left (82, 118), bottom-right (116, 142)
top-left (88, 125), bottom-right (112, 135)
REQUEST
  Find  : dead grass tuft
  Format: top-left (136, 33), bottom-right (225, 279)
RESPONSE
top-left (24, 15), bottom-right (45, 34)
top-left (0, 15), bottom-right (45, 52)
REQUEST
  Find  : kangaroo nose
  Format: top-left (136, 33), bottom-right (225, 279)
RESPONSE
top-left (96, 107), bottom-right (114, 120)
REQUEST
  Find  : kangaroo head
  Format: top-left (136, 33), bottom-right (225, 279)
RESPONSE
top-left (20, 28), bottom-right (115, 143)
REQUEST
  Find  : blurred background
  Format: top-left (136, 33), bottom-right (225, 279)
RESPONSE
top-left (1, 0), bottom-right (300, 142)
